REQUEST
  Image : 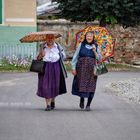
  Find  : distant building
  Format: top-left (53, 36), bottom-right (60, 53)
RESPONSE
top-left (0, 0), bottom-right (37, 59)
top-left (37, 0), bottom-right (52, 6)
top-left (37, 0), bottom-right (59, 16)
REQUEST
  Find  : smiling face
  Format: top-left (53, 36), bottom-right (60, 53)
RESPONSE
top-left (85, 32), bottom-right (94, 43)
top-left (45, 34), bottom-right (55, 46)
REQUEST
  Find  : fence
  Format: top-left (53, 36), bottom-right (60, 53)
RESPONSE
top-left (0, 43), bottom-right (37, 59)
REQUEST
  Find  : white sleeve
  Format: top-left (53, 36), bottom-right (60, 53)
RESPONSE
top-left (71, 44), bottom-right (81, 70)
top-left (96, 47), bottom-right (102, 61)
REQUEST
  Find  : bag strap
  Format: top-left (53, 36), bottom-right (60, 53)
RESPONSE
top-left (56, 43), bottom-right (63, 54)
top-left (56, 43), bottom-right (68, 78)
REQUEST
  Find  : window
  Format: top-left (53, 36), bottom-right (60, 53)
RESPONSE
top-left (0, 0), bottom-right (2, 24)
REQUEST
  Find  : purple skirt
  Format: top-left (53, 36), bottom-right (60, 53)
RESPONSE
top-left (37, 61), bottom-right (60, 99)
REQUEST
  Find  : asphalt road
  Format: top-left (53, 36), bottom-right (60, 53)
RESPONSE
top-left (0, 72), bottom-right (140, 140)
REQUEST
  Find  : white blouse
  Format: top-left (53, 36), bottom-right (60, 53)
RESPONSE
top-left (43, 43), bottom-right (60, 62)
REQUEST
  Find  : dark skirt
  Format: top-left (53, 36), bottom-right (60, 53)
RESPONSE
top-left (37, 61), bottom-right (66, 99)
top-left (72, 57), bottom-right (97, 98)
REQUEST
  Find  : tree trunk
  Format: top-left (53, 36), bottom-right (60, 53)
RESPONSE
top-left (100, 16), bottom-right (106, 27)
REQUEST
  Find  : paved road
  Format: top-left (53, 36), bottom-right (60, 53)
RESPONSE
top-left (0, 72), bottom-right (140, 140)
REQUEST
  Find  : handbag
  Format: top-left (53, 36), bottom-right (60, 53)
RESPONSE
top-left (93, 62), bottom-right (108, 76)
top-left (30, 60), bottom-right (45, 74)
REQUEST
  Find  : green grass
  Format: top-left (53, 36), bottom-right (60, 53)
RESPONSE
top-left (64, 62), bottom-right (140, 72)
top-left (64, 62), bottom-right (72, 72)
top-left (0, 64), bottom-right (30, 72)
top-left (106, 63), bottom-right (140, 71)
top-left (0, 62), bottom-right (140, 72)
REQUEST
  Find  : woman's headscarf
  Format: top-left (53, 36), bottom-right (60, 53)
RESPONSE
top-left (82, 31), bottom-right (98, 51)
top-left (82, 31), bottom-right (96, 45)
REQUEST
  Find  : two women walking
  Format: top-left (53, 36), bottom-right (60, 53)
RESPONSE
top-left (36, 31), bottom-right (102, 111)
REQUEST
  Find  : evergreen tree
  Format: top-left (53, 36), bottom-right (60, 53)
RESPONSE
top-left (53, 0), bottom-right (140, 27)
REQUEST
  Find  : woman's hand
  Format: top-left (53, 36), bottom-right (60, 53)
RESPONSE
top-left (92, 45), bottom-right (96, 52)
top-left (37, 51), bottom-right (45, 60)
top-left (37, 54), bottom-right (42, 60)
top-left (92, 45), bottom-right (99, 59)
top-left (72, 69), bottom-right (77, 76)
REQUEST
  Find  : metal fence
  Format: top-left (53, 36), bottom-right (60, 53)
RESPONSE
top-left (0, 43), bottom-right (37, 59)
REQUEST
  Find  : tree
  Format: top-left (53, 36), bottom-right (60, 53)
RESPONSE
top-left (52, 0), bottom-right (140, 27)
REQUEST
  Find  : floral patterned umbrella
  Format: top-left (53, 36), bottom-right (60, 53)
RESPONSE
top-left (75, 26), bottom-right (115, 62)
top-left (20, 31), bottom-right (62, 43)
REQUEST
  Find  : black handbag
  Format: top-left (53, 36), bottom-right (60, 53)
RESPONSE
top-left (30, 60), bottom-right (45, 74)
top-left (93, 62), bottom-right (108, 76)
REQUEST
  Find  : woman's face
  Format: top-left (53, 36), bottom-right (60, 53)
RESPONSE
top-left (86, 32), bottom-right (94, 43)
top-left (45, 35), bottom-right (55, 46)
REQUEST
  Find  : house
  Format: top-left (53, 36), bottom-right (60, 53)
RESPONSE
top-left (0, 0), bottom-right (37, 59)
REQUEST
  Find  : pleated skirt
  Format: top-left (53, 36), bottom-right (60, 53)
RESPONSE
top-left (37, 61), bottom-right (60, 99)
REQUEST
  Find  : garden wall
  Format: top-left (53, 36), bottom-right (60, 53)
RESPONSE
top-left (38, 20), bottom-right (140, 64)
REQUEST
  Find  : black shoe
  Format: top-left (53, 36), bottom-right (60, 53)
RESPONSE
top-left (45, 105), bottom-right (51, 111)
top-left (51, 102), bottom-right (55, 110)
top-left (79, 101), bottom-right (84, 109)
top-left (85, 106), bottom-right (91, 111)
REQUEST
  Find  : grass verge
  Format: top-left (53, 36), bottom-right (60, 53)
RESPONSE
top-left (0, 62), bottom-right (140, 72)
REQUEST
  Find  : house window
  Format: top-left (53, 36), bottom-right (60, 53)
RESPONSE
top-left (0, 0), bottom-right (2, 24)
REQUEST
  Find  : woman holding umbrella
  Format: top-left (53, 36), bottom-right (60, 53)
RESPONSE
top-left (20, 31), bottom-right (67, 111)
top-left (36, 33), bottom-right (67, 111)
top-left (71, 31), bottom-right (102, 111)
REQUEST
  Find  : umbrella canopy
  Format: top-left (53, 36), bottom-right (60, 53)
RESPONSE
top-left (75, 26), bottom-right (115, 62)
top-left (20, 31), bottom-right (62, 43)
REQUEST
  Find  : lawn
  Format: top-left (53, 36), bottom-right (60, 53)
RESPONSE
top-left (1, 61), bottom-right (139, 72)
